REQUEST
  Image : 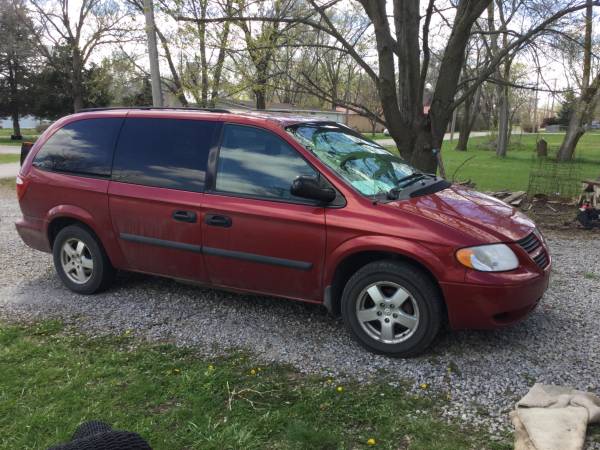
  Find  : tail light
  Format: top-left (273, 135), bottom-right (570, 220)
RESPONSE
top-left (16, 175), bottom-right (29, 200)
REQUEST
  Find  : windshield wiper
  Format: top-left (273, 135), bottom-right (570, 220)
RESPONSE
top-left (387, 173), bottom-right (437, 200)
top-left (395, 173), bottom-right (424, 185)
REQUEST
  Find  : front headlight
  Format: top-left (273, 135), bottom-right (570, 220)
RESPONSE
top-left (456, 244), bottom-right (519, 272)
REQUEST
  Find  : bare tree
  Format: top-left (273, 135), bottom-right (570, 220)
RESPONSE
top-left (177, 0), bottom-right (597, 171)
top-left (28, 0), bottom-right (131, 112)
top-left (234, 0), bottom-right (290, 109)
top-left (557, 0), bottom-right (599, 161)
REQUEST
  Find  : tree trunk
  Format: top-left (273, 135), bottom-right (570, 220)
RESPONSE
top-left (71, 47), bottom-right (84, 112)
top-left (254, 82), bottom-right (267, 110)
top-left (410, 122), bottom-right (437, 174)
top-left (7, 60), bottom-right (22, 138)
top-left (156, 29), bottom-right (188, 106)
top-left (456, 85), bottom-right (481, 151)
top-left (496, 83), bottom-right (510, 157)
top-left (456, 99), bottom-right (472, 151)
top-left (198, 0), bottom-right (209, 107)
top-left (209, 0), bottom-right (232, 108)
top-left (253, 57), bottom-right (269, 109)
top-left (11, 112), bottom-right (21, 139)
top-left (556, 73), bottom-right (599, 161)
top-left (556, 0), bottom-right (596, 162)
top-left (358, 0), bottom-right (490, 173)
top-left (556, 101), bottom-right (589, 161)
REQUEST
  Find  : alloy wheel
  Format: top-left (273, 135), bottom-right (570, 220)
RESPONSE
top-left (355, 281), bottom-right (420, 344)
top-left (60, 238), bottom-right (94, 284)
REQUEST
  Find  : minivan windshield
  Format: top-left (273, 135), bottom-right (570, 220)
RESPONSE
top-left (287, 124), bottom-right (427, 198)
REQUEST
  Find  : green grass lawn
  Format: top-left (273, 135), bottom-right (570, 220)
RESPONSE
top-left (0, 128), bottom-right (39, 146)
top-left (365, 132), bottom-right (389, 141)
top-left (0, 154), bottom-right (19, 164)
top-left (385, 132), bottom-right (600, 192)
top-left (0, 321), bottom-right (510, 450)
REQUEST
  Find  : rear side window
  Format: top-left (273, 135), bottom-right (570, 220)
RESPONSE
top-left (33, 118), bottom-right (123, 177)
top-left (112, 118), bottom-right (217, 192)
top-left (215, 124), bottom-right (317, 201)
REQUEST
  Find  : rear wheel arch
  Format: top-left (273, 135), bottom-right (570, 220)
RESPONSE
top-left (52, 223), bottom-right (115, 294)
top-left (326, 249), bottom-right (446, 319)
top-left (47, 215), bottom-right (104, 255)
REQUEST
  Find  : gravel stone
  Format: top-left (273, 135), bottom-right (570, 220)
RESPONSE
top-left (1, 186), bottom-right (599, 447)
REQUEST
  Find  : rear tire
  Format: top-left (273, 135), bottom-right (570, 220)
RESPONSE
top-left (52, 224), bottom-right (115, 294)
top-left (341, 260), bottom-right (443, 357)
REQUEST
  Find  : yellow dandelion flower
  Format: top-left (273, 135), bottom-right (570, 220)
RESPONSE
top-left (208, 364), bottom-right (214, 371)
top-left (419, 383), bottom-right (429, 390)
top-left (326, 378), bottom-right (333, 384)
top-left (367, 437), bottom-right (376, 446)
top-left (250, 369), bottom-right (257, 376)
top-left (336, 386), bottom-right (344, 393)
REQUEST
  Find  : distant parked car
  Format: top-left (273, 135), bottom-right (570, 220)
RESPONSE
top-left (15, 108), bottom-right (551, 356)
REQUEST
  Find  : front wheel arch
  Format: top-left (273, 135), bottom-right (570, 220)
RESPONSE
top-left (341, 259), bottom-right (445, 356)
top-left (326, 249), bottom-right (446, 321)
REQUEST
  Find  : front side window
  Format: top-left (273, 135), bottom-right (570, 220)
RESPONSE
top-left (287, 124), bottom-right (420, 198)
top-left (112, 118), bottom-right (217, 192)
top-left (33, 118), bottom-right (123, 177)
top-left (215, 124), bottom-right (317, 201)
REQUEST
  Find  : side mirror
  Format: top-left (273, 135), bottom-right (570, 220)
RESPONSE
top-left (291, 176), bottom-right (337, 203)
top-left (20, 142), bottom-right (34, 166)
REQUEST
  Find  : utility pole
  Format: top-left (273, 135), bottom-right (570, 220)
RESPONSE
top-left (532, 68), bottom-right (540, 133)
top-left (144, 0), bottom-right (163, 107)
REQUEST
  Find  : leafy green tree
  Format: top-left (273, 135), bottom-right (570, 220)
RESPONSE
top-left (0, 0), bottom-right (39, 138)
top-left (29, 46), bottom-right (113, 120)
top-left (122, 78), bottom-right (153, 106)
top-left (557, 90), bottom-right (576, 126)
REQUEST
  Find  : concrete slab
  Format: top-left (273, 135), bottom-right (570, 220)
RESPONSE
top-left (0, 163), bottom-right (19, 179)
top-left (0, 145), bottom-right (19, 155)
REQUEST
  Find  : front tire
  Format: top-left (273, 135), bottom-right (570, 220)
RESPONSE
top-left (341, 260), bottom-right (443, 357)
top-left (52, 224), bottom-right (115, 294)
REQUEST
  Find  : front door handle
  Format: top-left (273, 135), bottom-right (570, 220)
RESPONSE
top-left (172, 210), bottom-right (197, 223)
top-left (205, 214), bottom-right (232, 228)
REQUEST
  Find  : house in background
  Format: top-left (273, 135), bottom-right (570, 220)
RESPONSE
top-left (335, 107), bottom-right (385, 134)
top-left (215, 99), bottom-right (383, 133)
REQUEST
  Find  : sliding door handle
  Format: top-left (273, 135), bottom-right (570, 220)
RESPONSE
top-left (172, 210), bottom-right (197, 223)
top-left (205, 214), bottom-right (232, 228)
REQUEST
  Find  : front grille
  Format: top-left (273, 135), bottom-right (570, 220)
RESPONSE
top-left (516, 233), bottom-right (541, 253)
top-left (516, 232), bottom-right (549, 269)
top-left (533, 251), bottom-right (549, 269)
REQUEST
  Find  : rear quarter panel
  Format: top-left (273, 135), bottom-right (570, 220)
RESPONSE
top-left (20, 168), bottom-right (126, 268)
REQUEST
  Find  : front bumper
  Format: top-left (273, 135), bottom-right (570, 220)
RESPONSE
top-left (441, 263), bottom-right (551, 329)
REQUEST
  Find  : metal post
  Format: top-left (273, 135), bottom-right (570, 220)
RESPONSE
top-left (144, 0), bottom-right (163, 107)
top-left (532, 68), bottom-right (540, 133)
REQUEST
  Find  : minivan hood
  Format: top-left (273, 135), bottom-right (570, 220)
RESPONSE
top-left (390, 185), bottom-right (535, 243)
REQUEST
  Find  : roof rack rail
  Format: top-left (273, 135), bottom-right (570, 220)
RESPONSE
top-left (79, 106), bottom-right (231, 113)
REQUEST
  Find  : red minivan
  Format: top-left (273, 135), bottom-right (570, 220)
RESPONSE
top-left (15, 108), bottom-right (551, 356)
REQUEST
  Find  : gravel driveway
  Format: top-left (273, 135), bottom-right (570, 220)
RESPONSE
top-left (1, 184), bottom-right (599, 445)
